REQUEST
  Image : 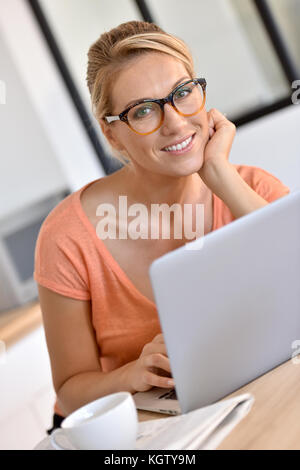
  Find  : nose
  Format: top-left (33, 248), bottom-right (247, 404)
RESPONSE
top-left (160, 102), bottom-right (187, 136)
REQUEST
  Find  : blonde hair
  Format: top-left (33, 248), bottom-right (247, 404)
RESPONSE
top-left (86, 21), bottom-right (195, 164)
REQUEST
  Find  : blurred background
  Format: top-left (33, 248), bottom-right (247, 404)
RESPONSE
top-left (0, 0), bottom-right (299, 449)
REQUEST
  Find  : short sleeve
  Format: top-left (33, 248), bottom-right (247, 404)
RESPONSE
top-left (34, 216), bottom-right (91, 301)
top-left (253, 167), bottom-right (290, 203)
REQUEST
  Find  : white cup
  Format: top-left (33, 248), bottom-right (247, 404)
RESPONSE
top-left (50, 392), bottom-right (138, 450)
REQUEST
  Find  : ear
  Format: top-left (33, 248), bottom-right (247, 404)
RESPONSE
top-left (99, 119), bottom-right (125, 152)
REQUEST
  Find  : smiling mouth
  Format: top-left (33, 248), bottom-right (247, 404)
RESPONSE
top-left (161, 133), bottom-right (196, 153)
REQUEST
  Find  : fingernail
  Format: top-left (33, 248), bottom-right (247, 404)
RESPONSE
top-left (168, 379), bottom-right (175, 386)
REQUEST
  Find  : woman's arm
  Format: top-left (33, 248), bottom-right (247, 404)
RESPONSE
top-left (38, 285), bottom-right (173, 416)
top-left (199, 108), bottom-right (269, 219)
top-left (38, 284), bottom-right (132, 415)
top-left (201, 160), bottom-right (269, 219)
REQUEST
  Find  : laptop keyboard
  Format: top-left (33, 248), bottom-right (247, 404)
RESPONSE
top-left (158, 388), bottom-right (177, 400)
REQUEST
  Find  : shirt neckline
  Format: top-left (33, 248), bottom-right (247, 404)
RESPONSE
top-left (72, 178), bottom-right (217, 310)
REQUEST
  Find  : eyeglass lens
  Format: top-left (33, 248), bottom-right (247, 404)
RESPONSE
top-left (127, 81), bottom-right (204, 134)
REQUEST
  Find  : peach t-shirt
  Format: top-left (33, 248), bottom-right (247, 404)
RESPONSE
top-left (33, 164), bottom-right (290, 416)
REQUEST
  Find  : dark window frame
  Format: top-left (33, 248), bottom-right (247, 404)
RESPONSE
top-left (27, 0), bottom-right (122, 175)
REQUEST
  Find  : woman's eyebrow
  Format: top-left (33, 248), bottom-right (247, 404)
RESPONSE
top-left (123, 76), bottom-right (190, 109)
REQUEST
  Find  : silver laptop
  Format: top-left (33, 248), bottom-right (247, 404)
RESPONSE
top-left (133, 189), bottom-right (300, 415)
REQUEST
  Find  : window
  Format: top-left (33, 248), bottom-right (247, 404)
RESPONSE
top-left (149, 0), bottom-right (290, 117)
top-left (32, 0), bottom-right (299, 172)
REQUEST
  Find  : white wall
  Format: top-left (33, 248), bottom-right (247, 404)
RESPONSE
top-left (230, 104), bottom-right (300, 192)
top-left (0, 0), bottom-right (106, 221)
top-left (38, 0), bottom-right (141, 118)
top-left (37, 0), bottom-right (143, 159)
top-left (268, 0), bottom-right (300, 69)
top-left (149, 0), bottom-right (288, 116)
top-left (0, 30), bottom-right (68, 220)
top-left (0, 326), bottom-right (56, 450)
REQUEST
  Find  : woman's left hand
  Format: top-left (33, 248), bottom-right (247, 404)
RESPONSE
top-left (198, 108), bottom-right (236, 183)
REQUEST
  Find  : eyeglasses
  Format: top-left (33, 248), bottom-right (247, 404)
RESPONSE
top-left (104, 78), bottom-right (206, 136)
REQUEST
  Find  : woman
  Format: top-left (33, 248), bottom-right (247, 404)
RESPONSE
top-left (34, 20), bottom-right (290, 432)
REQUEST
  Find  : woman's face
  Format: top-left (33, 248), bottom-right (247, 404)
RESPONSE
top-left (103, 52), bottom-right (210, 177)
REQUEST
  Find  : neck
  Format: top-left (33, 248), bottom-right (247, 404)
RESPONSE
top-left (118, 163), bottom-right (209, 208)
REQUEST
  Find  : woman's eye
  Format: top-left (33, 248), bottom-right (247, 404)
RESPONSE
top-left (175, 87), bottom-right (192, 100)
top-left (134, 105), bottom-right (153, 119)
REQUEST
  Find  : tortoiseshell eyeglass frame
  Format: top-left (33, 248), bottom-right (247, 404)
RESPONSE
top-left (104, 78), bottom-right (207, 136)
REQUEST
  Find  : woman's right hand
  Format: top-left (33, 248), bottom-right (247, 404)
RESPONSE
top-left (128, 333), bottom-right (175, 392)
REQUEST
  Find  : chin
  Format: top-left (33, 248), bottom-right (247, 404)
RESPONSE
top-left (160, 164), bottom-right (201, 179)
top-left (170, 152), bottom-right (204, 177)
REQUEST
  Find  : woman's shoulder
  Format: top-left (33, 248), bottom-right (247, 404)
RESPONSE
top-left (232, 163), bottom-right (285, 185)
top-left (36, 178), bottom-right (101, 244)
top-left (79, 168), bottom-right (127, 228)
top-left (34, 187), bottom-right (92, 300)
top-left (39, 189), bottom-right (81, 237)
top-left (37, 170), bottom-right (125, 249)
top-left (232, 163), bottom-right (290, 201)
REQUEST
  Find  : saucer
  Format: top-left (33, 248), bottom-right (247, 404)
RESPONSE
top-left (34, 433), bottom-right (139, 450)
top-left (34, 434), bottom-right (76, 450)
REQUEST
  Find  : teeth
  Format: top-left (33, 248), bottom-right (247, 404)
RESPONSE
top-left (164, 136), bottom-right (192, 152)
